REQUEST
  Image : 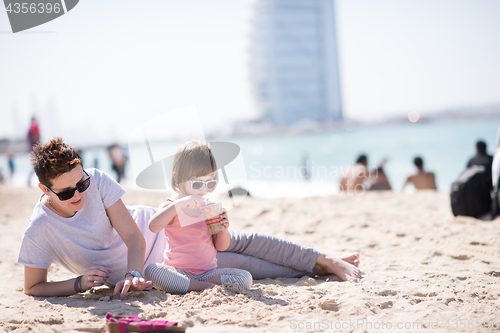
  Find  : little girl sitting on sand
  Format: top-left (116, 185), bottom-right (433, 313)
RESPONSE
top-left (145, 140), bottom-right (253, 293)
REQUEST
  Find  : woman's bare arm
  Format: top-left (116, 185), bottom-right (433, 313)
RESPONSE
top-left (106, 199), bottom-right (151, 297)
top-left (24, 265), bottom-right (109, 297)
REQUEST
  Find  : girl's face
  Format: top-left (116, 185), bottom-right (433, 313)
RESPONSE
top-left (179, 173), bottom-right (218, 198)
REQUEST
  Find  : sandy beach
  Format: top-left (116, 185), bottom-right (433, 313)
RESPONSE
top-left (1, 186), bottom-right (499, 332)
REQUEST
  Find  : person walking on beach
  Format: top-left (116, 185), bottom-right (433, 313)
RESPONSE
top-left (339, 154), bottom-right (369, 193)
top-left (27, 116), bottom-right (40, 149)
top-left (18, 138), bottom-right (360, 298)
top-left (403, 157), bottom-right (437, 190)
top-left (300, 154), bottom-right (311, 181)
top-left (7, 148), bottom-right (15, 183)
top-left (108, 144), bottom-right (127, 183)
top-left (146, 140), bottom-right (252, 293)
top-left (27, 116), bottom-right (40, 186)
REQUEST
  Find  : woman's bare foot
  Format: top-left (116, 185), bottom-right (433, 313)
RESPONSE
top-left (315, 253), bottom-right (362, 282)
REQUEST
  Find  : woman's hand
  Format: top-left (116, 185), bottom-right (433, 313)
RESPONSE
top-left (112, 276), bottom-right (152, 299)
top-left (80, 265), bottom-right (111, 290)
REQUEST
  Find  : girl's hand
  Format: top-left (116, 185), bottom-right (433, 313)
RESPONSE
top-left (81, 265), bottom-right (111, 290)
top-left (213, 208), bottom-right (231, 250)
top-left (177, 195), bottom-right (204, 209)
top-left (219, 208), bottom-right (229, 229)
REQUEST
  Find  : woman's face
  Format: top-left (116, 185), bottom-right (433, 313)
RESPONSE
top-left (42, 165), bottom-right (88, 217)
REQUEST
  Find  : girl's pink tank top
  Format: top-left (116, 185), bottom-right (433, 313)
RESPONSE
top-left (163, 199), bottom-right (217, 274)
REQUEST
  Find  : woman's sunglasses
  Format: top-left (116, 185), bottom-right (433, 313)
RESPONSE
top-left (46, 170), bottom-right (91, 201)
top-left (187, 178), bottom-right (218, 191)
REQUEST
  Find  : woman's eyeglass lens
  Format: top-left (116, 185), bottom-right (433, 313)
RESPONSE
top-left (47, 171), bottom-right (91, 201)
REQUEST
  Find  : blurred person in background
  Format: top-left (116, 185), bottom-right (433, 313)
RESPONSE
top-left (7, 148), bottom-right (15, 183)
top-left (492, 131), bottom-right (500, 189)
top-left (108, 144), bottom-right (127, 184)
top-left (27, 116), bottom-right (40, 186)
top-left (490, 131), bottom-right (500, 218)
top-left (299, 154), bottom-right (311, 181)
top-left (339, 154), bottom-right (369, 193)
top-left (467, 140), bottom-right (493, 190)
top-left (403, 156), bottom-right (437, 190)
top-left (368, 159), bottom-right (392, 191)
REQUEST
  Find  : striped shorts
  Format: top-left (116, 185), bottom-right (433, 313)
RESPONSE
top-left (145, 263), bottom-right (253, 294)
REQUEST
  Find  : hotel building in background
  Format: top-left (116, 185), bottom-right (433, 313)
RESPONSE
top-left (249, 0), bottom-right (343, 128)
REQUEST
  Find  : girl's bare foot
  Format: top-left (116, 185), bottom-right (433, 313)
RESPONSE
top-left (341, 252), bottom-right (360, 267)
top-left (315, 253), bottom-right (362, 282)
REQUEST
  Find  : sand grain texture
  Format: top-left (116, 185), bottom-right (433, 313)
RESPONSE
top-left (1, 187), bottom-right (499, 332)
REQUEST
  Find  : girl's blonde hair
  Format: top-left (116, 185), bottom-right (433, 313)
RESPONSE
top-left (171, 140), bottom-right (218, 194)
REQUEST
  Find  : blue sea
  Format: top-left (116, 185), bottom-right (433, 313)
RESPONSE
top-left (1, 117), bottom-right (499, 198)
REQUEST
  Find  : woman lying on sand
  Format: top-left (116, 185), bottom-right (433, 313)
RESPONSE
top-left (18, 138), bottom-right (361, 298)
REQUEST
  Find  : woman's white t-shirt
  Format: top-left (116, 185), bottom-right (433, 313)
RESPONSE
top-left (17, 168), bottom-right (165, 284)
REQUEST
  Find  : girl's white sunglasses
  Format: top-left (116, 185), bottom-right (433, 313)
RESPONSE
top-left (187, 178), bottom-right (218, 190)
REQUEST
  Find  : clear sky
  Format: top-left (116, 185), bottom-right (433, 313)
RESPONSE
top-left (1, 0), bottom-right (499, 147)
